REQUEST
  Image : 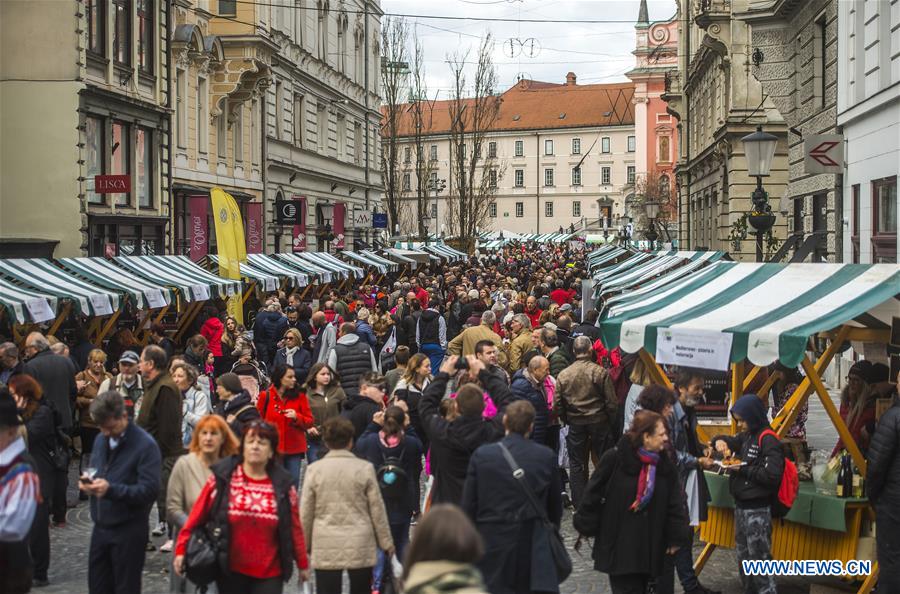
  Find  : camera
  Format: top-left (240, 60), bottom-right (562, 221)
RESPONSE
top-left (455, 357), bottom-right (469, 371)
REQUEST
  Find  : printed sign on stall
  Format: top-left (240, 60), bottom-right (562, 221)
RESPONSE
top-left (655, 328), bottom-right (734, 371)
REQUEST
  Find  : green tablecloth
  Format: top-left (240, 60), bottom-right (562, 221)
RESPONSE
top-left (704, 471), bottom-right (867, 532)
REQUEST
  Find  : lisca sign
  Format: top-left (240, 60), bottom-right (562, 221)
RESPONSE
top-left (94, 175), bottom-right (131, 193)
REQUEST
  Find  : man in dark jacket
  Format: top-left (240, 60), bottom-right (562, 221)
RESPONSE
top-left (462, 400), bottom-right (563, 594)
top-left (866, 388), bottom-right (900, 592)
top-left (252, 301), bottom-right (288, 367)
top-left (341, 372), bottom-right (385, 440)
top-left (419, 355), bottom-right (515, 505)
top-left (711, 395), bottom-right (784, 594)
top-left (416, 298), bottom-right (447, 376)
top-left (327, 323), bottom-right (377, 399)
top-left (137, 345), bottom-right (183, 537)
top-left (81, 390), bottom-right (161, 594)
top-left (214, 373), bottom-right (260, 435)
top-left (509, 357), bottom-right (551, 446)
top-left (571, 309), bottom-right (603, 343)
top-left (539, 328), bottom-right (571, 378)
top-left (399, 298), bottom-right (421, 353)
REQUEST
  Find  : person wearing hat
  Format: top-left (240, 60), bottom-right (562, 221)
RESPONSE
top-left (99, 351), bottom-right (145, 420)
top-left (833, 360), bottom-right (878, 456)
top-left (0, 387), bottom-right (40, 594)
top-left (214, 372), bottom-right (260, 437)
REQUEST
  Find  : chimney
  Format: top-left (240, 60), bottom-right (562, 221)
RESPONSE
top-left (566, 72), bottom-right (577, 85)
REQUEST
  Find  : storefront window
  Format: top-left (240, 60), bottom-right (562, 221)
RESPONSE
top-left (873, 177), bottom-right (897, 263)
top-left (136, 127), bottom-right (152, 207)
top-left (111, 121), bottom-right (131, 206)
top-left (86, 116), bottom-right (104, 204)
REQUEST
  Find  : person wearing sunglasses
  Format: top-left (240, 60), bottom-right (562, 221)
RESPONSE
top-left (273, 329), bottom-right (311, 385)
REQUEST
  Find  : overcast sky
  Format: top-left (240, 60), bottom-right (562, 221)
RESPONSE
top-left (380, 0), bottom-right (678, 99)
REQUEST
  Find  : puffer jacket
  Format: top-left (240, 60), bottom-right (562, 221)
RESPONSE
top-left (509, 370), bottom-right (549, 445)
top-left (300, 449), bottom-right (393, 569)
top-left (866, 400), bottom-right (900, 507)
top-left (554, 358), bottom-right (617, 427)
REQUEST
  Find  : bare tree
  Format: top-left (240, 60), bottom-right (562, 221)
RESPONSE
top-left (445, 34), bottom-right (503, 247)
top-left (379, 17), bottom-right (409, 234)
top-left (631, 168), bottom-right (677, 242)
top-left (407, 36), bottom-right (438, 239)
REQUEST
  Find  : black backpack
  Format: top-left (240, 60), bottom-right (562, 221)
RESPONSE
top-left (376, 446), bottom-right (408, 500)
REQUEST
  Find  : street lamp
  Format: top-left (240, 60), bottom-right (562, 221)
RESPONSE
top-left (742, 125), bottom-right (778, 262)
top-left (644, 198), bottom-right (660, 250)
top-left (425, 177), bottom-right (447, 243)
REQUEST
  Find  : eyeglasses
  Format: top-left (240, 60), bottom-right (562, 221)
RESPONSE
top-left (283, 336), bottom-right (296, 341)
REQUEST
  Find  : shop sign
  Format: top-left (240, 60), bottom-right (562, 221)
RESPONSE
top-left (276, 199), bottom-right (302, 225)
top-left (373, 213), bottom-right (388, 228)
top-left (188, 196), bottom-right (209, 262)
top-left (333, 202), bottom-right (346, 249)
top-left (245, 202), bottom-right (263, 254)
top-left (94, 175), bottom-right (131, 193)
top-left (656, 328), bottom-right (734, 371)
top-left (292, 195), bottom-right (307, 252)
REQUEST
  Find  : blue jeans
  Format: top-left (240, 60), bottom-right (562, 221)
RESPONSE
top-left (306, 441), bottom-right (325, 464)
top-left (372, 521), bottom-right (410, 591)
top-left (282, 453), bottom-right (304, 490)
top-left (419, 343), bottom-right (444, 376)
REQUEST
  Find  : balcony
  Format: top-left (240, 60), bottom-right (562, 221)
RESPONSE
top-left (694, 0), bottom-right (731, 29)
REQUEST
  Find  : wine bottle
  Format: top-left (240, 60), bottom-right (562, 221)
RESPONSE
top-left (843, 456), bottom-right (853, 499)
top-left (835, 455), bottom-right (846, 497)
top-left (852, 466), bottom-right (863, 498)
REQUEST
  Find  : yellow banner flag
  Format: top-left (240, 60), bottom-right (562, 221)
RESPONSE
top-left (210, 187), bottom-right (247, 325)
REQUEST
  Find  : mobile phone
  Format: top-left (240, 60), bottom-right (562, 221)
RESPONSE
top-left (80, 476), bottom-right (93, 485)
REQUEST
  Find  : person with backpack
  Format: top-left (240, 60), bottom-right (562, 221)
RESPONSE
top-left (355, 405), bottom-right (424, 594)
top-left (710, 394), bottom-right (787, 594)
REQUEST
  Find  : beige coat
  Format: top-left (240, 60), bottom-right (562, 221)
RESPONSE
top-left (166, 453), bottom-right (212, 529)
top-left (507, 329), bottom-right (533, 373)
top-left (447, 324), bottom-right (503, 358)
top-left (300, 449), bottom-right (393, 569)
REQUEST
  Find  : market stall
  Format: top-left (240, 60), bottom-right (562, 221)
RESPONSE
top-left (0, 277), bottom-right (58, 336)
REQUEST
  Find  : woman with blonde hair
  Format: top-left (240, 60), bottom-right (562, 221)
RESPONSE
top-left (166, 415), bottom-right (240, 592)
top-left (75, 349), bottom-right (112, 479)
top-left (392, 353), bottom-right (431, 449)
top-left (273, 328), bottom-right (311, 383)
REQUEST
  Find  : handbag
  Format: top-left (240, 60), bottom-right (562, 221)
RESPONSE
top-left (498, 442), bottom-right (573, 583)
top-left (184, 479), bottom-right (230, 588)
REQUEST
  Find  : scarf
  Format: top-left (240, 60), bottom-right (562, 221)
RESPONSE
top-left (285, 346), bottom-right (299, 367)
top-left (629, 448), bottom-right (660, 512)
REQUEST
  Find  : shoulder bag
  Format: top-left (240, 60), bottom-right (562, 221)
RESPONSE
top-left (498, 442), bottom-right (572, 583)
top-left (185, 477), bottom-right (231, 589)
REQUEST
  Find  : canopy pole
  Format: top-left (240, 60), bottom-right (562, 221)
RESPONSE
top-left (299, 283), bottom-right (314, 301)
top-left (93, 309), bottom-right (123, 347)
top-left (241, 284), bottom-right (255, 305)
top-left (730, 363), bottom-right (745, 434)
top-left (316, 283), bottom-right (330, 300)
top-left (85, 316), bottom-right (104, 344)
top-left (47, 303), bottom-right (73, 337)
top-left (800, 354), bottom-right (867, 472)
top-left (859, 563), bottom-right (879, 594)
top-left (173, 301), bottom-right (203, 342)
top-left (280, 279), bottom-right (289, 294)
top-left (136, 306), bottom-right (171, 345)
top-left (638, 349), bottom-right (673, 389)
top-left (741, 365), bottom-right (762, 393)
top-left (693, 542), bottom-right (716, 574)
top-left (376, 273), bottom-right (385, 285)
top-left (755, 370), bottom-right (781, 406)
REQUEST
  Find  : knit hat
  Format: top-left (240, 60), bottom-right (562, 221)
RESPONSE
top-left (848, 360), bottom-right (874, 384)
top-left (216, 372), bottom-right (243, 395)
top-left (0, 389), bottom-right (23, 428)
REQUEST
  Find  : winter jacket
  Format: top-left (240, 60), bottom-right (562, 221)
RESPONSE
top-left (355, 321), bottom-right (378, 348)
top-left (200, 317), bottom-right (225, 357)
top-left (181, 385), bottom-right (211, 447)
top-left (671, 402), bottom-right (711, 523)
top-left (554, 358), bottom-right (617, 427)
top-left (98, 374), bottom-right (144, 419)
top-left (23, 349), bottom-right (77, 431)
top-left (215, 390), bottom-right (261, 436)
top-left (273, 347), bottom-right (312, 382)
top-left (401, 311), bottom-right (422, 353)
top-left (866, 399), bottom-right (900, 507)
top-left (417, 309), bottom-right (447, 349)
top-left (419, 370), bottom-right (515, 505)
top-left (326, 334), bottom-right (377, 399)
top-left (253, 311), bottom-right (288, 352)
top-left (137, 372), bottom-right (184, 458)
top-left (257, 386), bottom-right (315, 455)
top-left (75, 370), bottom-right (113, 428)
top-left (306, 384), bottom-right (347, 439)
top-left (165, 452), bottom-right (211, 530)
top-left (22, 400), bottom-right (59, 498)
top-left (355, 424), bottom-right (424, 524)
top-left (300, 449), bottom-right (394, 569)
top-left (575, 435), bottom-right (689, 576)
top-left (392, 378), bottom-right (429, 450)
top-left (571, 322), bottom-right (603, 343)
top-left (544, 347), bottom-right (571, 378)
top-left (509, 370), bottom-right (550, 445)
top-left (507, 329), bottom-right (533, 373)
top-left (340, 395), bottom-right (382, 441)
top-left (447, 324), bottom-right (504, 359)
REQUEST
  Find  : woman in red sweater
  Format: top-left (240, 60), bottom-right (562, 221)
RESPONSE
top-left (174, 421), bottom-right (309, 594)
top-left (258, 364), bottom-right (314, 489)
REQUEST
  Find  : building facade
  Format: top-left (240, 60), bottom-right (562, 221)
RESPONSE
top-left (390, 75), bottom-right (637, 237)
top-left (664, 0), bottom-right (790, 260)
top-left (736, 0), bottom-right (841, 262)
top-left (836, 0), bottom-right (898, 264)
top-left (1, 0), bottom-right (171, 258)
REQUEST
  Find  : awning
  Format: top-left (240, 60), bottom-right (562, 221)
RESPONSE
top-left (342, 250), bottom-right (388, 274)
top-left (274, 253), bottom-right (334, 283)
top-left (591, 251), bottom-right (649, 279)
top-left (0, 258), bottom-right (119, 316)
top-left (440, 244), bottom-right (468, 259)
top-left (208, 255), bottom-right (281, 292)
top-left (381, 249), bottom-right (417, 265)
top-left (428, 244), bottom-right (467, 261)
top-left (600, 263), bottom-right (900, 367)
top-left (0, 277), bottom-right (58, 324)
top-left (305, 251), bottom-right (365, 279)
top-left (603, 252), bottom-right (728, 307)
top-left (114, 255), bottom-right (242, 302)
top-left (421, 245), bottom-right (457, 262)
top-left (246, 254), bottom-right (310, 288)
top-left (360, 250), bottom-right (400, 272)
top-left (58, 257), bottom-right (174, 310)
top-left (588, 246), bottom-right (632, 271)
top-left (596, 254), bottom-right (689, 293)
top-left (386, 248), bottom-right (432, 264)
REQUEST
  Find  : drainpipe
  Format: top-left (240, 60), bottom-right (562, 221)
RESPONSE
top-left (535, 131), bottom-right (541, 233)
top-left (363, 2), bottom-right (371, 247)
top-left (166, 0), bottom-right (174, 253)
top-left (262, 84), bottom-right (273, 252)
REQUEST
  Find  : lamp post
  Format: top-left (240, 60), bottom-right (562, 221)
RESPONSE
top-left (741, 125), bottom-right (778, 262)
top-left (644, 198), bottom-right (660, 251)
top-left (425, 177), bottom-right (447, 243)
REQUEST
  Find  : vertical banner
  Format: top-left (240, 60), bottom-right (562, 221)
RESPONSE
top-left (188, 195), bottom-right (209, 261)
top-left (210, 187), bottom-right (247, 325)
top-left (245, 202), bottom-right (263, 254)
top-left (292, 195), bottom-right (307, 252)
top-left (333, 201), bottom-right (346, 249)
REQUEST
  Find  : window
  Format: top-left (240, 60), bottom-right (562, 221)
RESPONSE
top-left (316, 105), bottom-right (327, 151)
top-left (489, 202), bottom-right (497, 218)
top-left (627, 135), bottom-right (636, 152)
top-left (601, 137), bottom-right (610, 153)
top-left (514, 140), bottom-right (524, 157)
top-left (337, 16), bottom-right (347, 74)
top-left (872, 177), bottom-right (897, 263)
top-left (429, 171), bottom-right (438, 187)
top-left (813, 14), bottom-right (826, 109)
top-left (87, 0), bottom-right (105, 55)
top-left (851, 184), bottom-right (860, 263)
top-left (233, 104), bottom-right (243, 163)
top-left (573, 201), bottom-right (581, 217)
top-left (545, 202), bottom-right (554, 217)
top-left (295, 0), bottom-right (305, 46)
top-left (198, 77), bottom-right (209, 153)
top-left (601, 167), bottom-right (611, 185)
top-left (274, 80), bottom-right (284, 140)
top-left (318, 6), bottom-right (328, 60)
top-left (354, 122), bottom-right (362, 163)
top-left (430, 144), bottom-right (438, 161)
top-left (336, 114), bottom-right (346, 159)
top-left (793, 196), bottom-right (804, 234)
top-left (86, 116), bottom-right (104, 204)
top-left (113, 0), bottom-right (131, 65)
top-left (514, 169), bottom-right (524, 187)
top-left (293, 94), bottom-right (305, 146)
top-left (175, 69), bottom-right (186, 148)
top-left (544, 139), bottom-right (554, 155)
top-left (572, 138), bottom-right (581, 155)
top-left (572, 167), bottom-right (582, 186)
top-left (251, 99), bottom-right (259, 164)
top-left (217, 112), bottom-right (227, 160)
top-left (627, 165), bottom-right (635, 184)
top-left (111, 121), bottom-right (130, 206)
top-left (135, 127), bottom-right (152, 207)
top-left (402, 173), bottom-right (411, 191)
top-left (459, 143), bottom-right (466, 159)
top-left (544, 168), bottom-right (554, 187)
top-left (515, 202), bottom-right (524, 217)
top-left (219, 0), bottom-right (237, 15)
top-left (488, 141), bottom-right (497, 158)
top-left (403, 146), bottom-right (411, 163)
top-left (488, 169), bottom-right (497, 188)
top-left (137, 0), bottom-right (153, 73)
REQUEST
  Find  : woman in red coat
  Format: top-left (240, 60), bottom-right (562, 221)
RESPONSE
top-left (258, 364), bottom-right (314, 488)
top-left (200, 309), bottom-right (226, 376)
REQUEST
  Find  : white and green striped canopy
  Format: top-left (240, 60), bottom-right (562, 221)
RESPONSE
top-left (245, 254), bottom-right (310, 288)
top-left (0, 259), bottom-right (119, 316)
top-left (597, 251), bottom-right (727, 297)
top-left (58, 257), bottom-right (173, 310)
top-left (342, 251), bottom-right (388, 274)
top-left (0, 277), bottom-right (58, 324)
top-left (588, 246), bottom-right (633, 271)
top-left (360, 250), bottom-right (400, 272)
top-left (381, 249), bottom-right (418, 265)
top-left (604, 256), bottom-right (731, 310)
top-left (305, 251), bottom-right (365, 279)
top-left (274, 254), bottom-right (334, 283)
top-left (600, 263), bottom-right (900, 367)
top-left (208, 255), bottom-right (280, 292)
top-left (114, 256), bottom-right (242, 302)
top-left (592, 252), bottom-right (655, 283)
top-left (422, 244), bottom-right (463, 262)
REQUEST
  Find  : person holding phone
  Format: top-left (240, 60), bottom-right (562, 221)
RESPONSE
top-left (257, 365), bottom-right (314, 489)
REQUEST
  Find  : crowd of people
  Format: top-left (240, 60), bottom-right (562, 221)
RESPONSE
top-left (0, 240), bottom-right (898, 594)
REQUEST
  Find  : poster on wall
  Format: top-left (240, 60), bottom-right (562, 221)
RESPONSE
top-left (292, 195), bottom-right (307, 252)
top-left (333, 202), bottom-right (346, 249)
top-left (188, 195), bottom-right (209, 262)
top-left (245, 202), bottom-right (263, 254)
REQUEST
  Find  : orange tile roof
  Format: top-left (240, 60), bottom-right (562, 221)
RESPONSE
top-left (386, 79), bottom-right (635, 137)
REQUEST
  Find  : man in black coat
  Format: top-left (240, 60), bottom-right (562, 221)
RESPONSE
top-left (571, 309), bottom-right (604, 343)
top-left (866, 388), bottom-right (900, 593)
top-left (341, 372), bottom-right (385, 441)
top-left (462, 400), bottom-right (563, 594)
top-left (419, 355), bottom-right (515, 505)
